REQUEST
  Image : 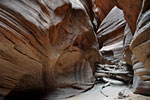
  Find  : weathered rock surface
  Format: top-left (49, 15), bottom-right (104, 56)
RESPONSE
top-left (117, 0), bottom-right (143, 34)
top-left (131, 55), bottom-right (150, 95)
top-left (95, 0), bottom-right (150, 96)
top-left (123, 24), bottom-right (133, 66)
top-left (0, 0), bottom-right (150, 99)
top-left (0, 0), bottom-right (106, 99)
top-left (94, 0), bottom-right (116, 22)
top-left (95, 0), bottom-right (142, 33)
top-left (130, 0), bottom-right (150, 95)
top-left (97, 7), bottom-right (126, 64)
top-left (131, 0), bottom-right (150, 70)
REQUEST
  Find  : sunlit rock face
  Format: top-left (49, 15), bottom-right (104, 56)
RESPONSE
top-left (97, 7), bottom-right (126, 64)
top-left (0, 0), bottom-right (107, 99)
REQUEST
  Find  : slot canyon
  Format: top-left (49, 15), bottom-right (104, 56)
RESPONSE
top-left (0, 0), bottom-right (150, 100)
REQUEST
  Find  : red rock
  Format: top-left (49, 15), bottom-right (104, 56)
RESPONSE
top-left (94, 0), bottom-right (116, 22)
top-left (95, 0), bottom-right (150, 95)
top-left (0, 0), bottom-right (106, 99)
top-left (131, 0), bottom-right (150, 70)
top-left (0, 0), bottom-right (150, 98)
top-left (117, 0), bottom-right (143, 33)
top-left (123, 24), bottom-right (133, 65)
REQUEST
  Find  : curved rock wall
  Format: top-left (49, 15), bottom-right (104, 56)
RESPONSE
top-left (97, 6), bottom-right (126, 64)
top-left (95, 0), bottom-right (150, 95)
top-left (0, 0), bottom-right (150, 99)
top-left (130, 0), bottom-right (150, 94)
top-left (117, 0), bottom-right (143, 33)
top-left (0, 0), bottom-right (106, 99)
top-left (123, 24), bottom-right (133, 66)
top-left (94, 0), bottom-right (116, 22)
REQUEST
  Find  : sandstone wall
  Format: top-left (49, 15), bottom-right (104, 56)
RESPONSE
top-left (95, 0), bottom-right (150, 95)
top-left (0, 0), bottom-right (150, 99)
top-left (0, 0), bottom-right (106, 99)
top-left (97, 6), bottom-right (126, 64)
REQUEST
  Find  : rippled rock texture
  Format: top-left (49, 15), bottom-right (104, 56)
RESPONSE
top-left (130, 0), bottom-right (150, 95)
top-left (97, 6), bottom-right (126, 64)
top-left (95, 0), bottom-right (150, 96)
top-left (0, 0), bottom-right (106, 99)
top-left (0, 0), bottom-right (150, 99)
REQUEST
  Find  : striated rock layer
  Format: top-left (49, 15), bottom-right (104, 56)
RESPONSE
top-left (130, 0), bottom-right (150, 95)
top-left (0, 0), bottom-right (107, 99)
top-left (0, 0), bottom-right (150, 99)
top-left (95, 0), bottom-right (150, 95)
top-left (97, 6), bottom-right (126, 64)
